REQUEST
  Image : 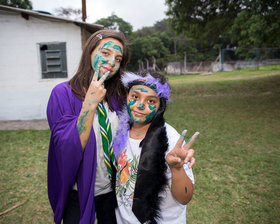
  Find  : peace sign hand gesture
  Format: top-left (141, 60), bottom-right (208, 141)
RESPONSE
top-left (84, 68), bottom-right (111, 107)
top-left (166, 130), bottom-right (199, 169)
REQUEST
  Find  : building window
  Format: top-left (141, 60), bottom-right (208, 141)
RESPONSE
top-left (39, 42), bottom-right (68, 79)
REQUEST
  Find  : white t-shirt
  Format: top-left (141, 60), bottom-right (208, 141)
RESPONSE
top-left (94, 102), bottom-right (119, 196)
top-left (115, 123), bottom-right (195, 224)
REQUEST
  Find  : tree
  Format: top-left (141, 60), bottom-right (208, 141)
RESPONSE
top-left (54, 7), bottom-right (82, 21)
top-left (128, 19), bottom-right (210, 71)
top-left (128, 36), bottom-right (169, 71)
top-left (165, 0), bottom-right (280, 48)
top-left (165, 0), bottom-right (238, 46)
top-left (0, 0), bottom-right (32, 9)
top-left (230, 3), bottom-right (280, 48)
top-left (95, 14), bottom-right (133, 37)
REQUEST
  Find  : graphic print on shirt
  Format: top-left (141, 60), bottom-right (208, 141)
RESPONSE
top-left (116, 150), bottom-right (139, 207)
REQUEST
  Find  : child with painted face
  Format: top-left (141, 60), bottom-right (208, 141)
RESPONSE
top-left (112, 69), bottom-right (197, 223)
top-left (47, 30), bottom-right (129, 224)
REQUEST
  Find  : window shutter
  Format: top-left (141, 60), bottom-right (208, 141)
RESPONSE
top-left (40, 42), bottom-right (68, 79)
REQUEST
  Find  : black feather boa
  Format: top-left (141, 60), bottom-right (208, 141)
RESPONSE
top-left (132, 113), bottom-right (169, 224)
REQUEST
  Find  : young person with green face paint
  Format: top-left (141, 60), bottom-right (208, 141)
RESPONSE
top-left (112, 69), bottom-right (198, 223)
top-left (47, 30), bottom-right (129, 224)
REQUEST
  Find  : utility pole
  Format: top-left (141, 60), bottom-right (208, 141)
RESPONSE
top-left (82, 0), bottom-right (87, 48)
top-left (82, 0), bottom-right (87, 21)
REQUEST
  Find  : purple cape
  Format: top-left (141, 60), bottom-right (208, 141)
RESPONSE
top-left (47, 82), bottom-right (97, 223)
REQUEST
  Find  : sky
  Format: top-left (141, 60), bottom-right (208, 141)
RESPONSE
top-left (31, 0), bottom-right (168, 31)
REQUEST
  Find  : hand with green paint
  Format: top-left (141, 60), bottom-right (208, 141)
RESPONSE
top-left (84, 69), bottom-right (111, 107)
top-left (166, 130), bottom-right (199, 169)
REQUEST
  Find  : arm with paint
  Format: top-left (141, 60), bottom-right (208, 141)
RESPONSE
top-left (77, 71), bottom-right (109, 150)
top-left (166, 131), bottom-right (199, 204)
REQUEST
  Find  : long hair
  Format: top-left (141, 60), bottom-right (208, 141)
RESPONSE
top-left (68, 29), bottom-right (130, 111)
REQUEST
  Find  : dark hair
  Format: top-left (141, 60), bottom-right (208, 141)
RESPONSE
top-left (68, 29), bottom-right (130, 111)
top-left (128, 69), bottom-right (170, 116)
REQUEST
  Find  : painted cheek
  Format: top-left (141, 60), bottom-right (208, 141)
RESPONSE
top-left (127, 98), bottom-right (145, 123)
top-left (144, 110), bottom-right (156, 123)
top-left (127, 99), bottom-right (136, 112)
top-left (127, 99), bottom-right (137, 121)
top-left (144, 105), bottom-right (157, 122)
top-left (92, 54), bottom-right (101, 70)
top-left (148, 105), bottom-right (156, 110)
top-left (92, 54), bottom-right (108, 70)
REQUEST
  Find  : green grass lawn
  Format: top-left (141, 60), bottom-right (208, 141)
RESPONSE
top-left (0, 130), bottom-right (52, 223)
top-left (165, 65), bottom-right (280, 224)
top-left (1, 65), bottom-right (280, 223)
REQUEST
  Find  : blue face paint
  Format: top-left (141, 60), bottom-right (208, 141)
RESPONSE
top-left (138, 103), bottom-right (145, 109)
top-left (136, 88), bottom-right (148, 92)
top-left (131, 86), bottom-right (149, 93)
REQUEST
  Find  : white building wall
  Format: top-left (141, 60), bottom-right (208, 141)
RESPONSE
top-left (0, 11), bottom-right (83, 120)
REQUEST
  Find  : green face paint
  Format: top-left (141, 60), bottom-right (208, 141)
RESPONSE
top-left (127, 84), bottom-right (160, 124)
top-left (127, 98), bottom-right (142, 123)
top-left (127, 98), bottom-right (136, 117)
top-left (144, 105), bottom-right (157, 123)
top-left (91, 39), bottom-right (123, 80)
top-left (92, 54), bottom-right (108, 76)
top-left (100, 41), bottom-right (123, 54)
top-left (127, 99), bottom-right (157, 124)
top-left (148, 105), bottom-right (156, 110)
top-left (127, 98), bottom-right (136, 106)
top-left (138, 103), bottom-right (145, 109)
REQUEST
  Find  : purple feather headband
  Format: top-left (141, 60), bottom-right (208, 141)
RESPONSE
top-left (121, 72), bottom-right (171, 102)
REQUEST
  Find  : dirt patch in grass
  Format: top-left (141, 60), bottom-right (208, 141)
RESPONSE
top-left (0, 119), bottom-right (49, 130)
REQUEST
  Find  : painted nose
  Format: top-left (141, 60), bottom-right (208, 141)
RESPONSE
top-left (138, 103), bottom-right (145, 110)
top-left (108, 57), bottom-right (116, 68)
